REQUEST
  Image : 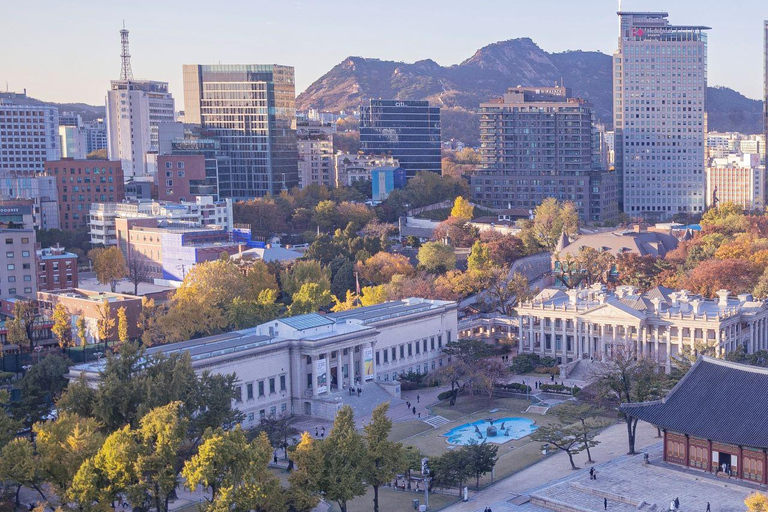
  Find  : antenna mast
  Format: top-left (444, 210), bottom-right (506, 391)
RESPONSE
top-left (120, 21), bottom-right (134, 81)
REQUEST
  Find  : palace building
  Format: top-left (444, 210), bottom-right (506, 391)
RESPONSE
top-left (68, 298), bottom-right (458, 422)
top-left (621, 357), bottom-right (768, 485)
top-left (517, 285), bottom-right (768, 371)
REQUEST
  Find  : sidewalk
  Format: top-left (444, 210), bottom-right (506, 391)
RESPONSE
top-left (441, 420), bottom-right (661, 512)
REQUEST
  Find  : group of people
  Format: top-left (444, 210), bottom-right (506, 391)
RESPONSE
top-left (482, 507), bottom-right (494, 512)
top-left (314, 426), bottom-right (325, 438)
top-left (347, 385), bottom-right (362, 396)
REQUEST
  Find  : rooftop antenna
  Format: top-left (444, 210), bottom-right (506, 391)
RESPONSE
top-left (120, 21), bottom-right (134, 81)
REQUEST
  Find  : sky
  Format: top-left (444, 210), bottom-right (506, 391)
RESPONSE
top-left (2, 0), bottom-right (767, 107)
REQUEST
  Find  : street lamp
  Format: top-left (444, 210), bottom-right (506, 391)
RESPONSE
top-left (34, 345), bottom-right (43, 364)
top-left (94, 351), bottom-right (104, 364)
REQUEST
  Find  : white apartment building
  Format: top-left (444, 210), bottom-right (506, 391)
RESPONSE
top-left (613, 12), bottom-right (709, 218)
top-left (335, 153), bottom-right (399, 187)
top-left (106, 80), bottom-right (175, 178)
top-left (706, 153), bottom-right (764, 210)
top-left (518, 285), bottom-right (768, 373)
top-left (297, 122), bottom-right (334, 189)
top-left (89, 196), bottom-right (233, 247)
top-left (0, 92), bottom-right (61, 174)
top-left (69, 298), bottom-right (458, 422)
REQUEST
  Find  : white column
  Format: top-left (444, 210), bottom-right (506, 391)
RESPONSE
top-left (551, 319), bottom-right (557, 359)
top-left (750, 322), bottom-right (755, 354)
top-left (715, 327), bottom-right (721, 358)
top-left (562, 318), bottom-right (568, 363)
top-left (528, 316), bottom-right (534, 352)
top-left (539, 317), bottom-right (545, 356)
top-left (311, 354), bottom-right (319, 398)
top-left (348, 346), bottom-right (355, 386)
top-left (610, 324), bottom-right (616, 360)
top-left (654, 325), bottom-right (660, 364)
top-left (665, 327), bottom-right (672, 373)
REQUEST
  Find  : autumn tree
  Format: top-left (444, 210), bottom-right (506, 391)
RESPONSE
top-left (364, 403), bottom-right (405, 512)
top-left (356, 252), bottom-right (414, 285)
top-left (746, 492), bottom-right (768, 512)
top-left (433, 217), bottom-right (479, 248)
top-left (287, 432), bottom-right (323, 512)
top-left (331, 290), bottom-right (360, 312)
top-left (485, 268), bottom-right (532, 316)
top-left (616, 253), bottom-right (662, 291)
top-left (280, 259), bottom-right (332, 299)
top-left (117, 306), bottom-right (129, 344)
top-left (532, 198), bottom-right (579, 251)
top-left (450, 196), bottom-right (474, 220)
top-left (0, 438), bottom-right (46, 506)
top-left (96, 300), bottom-right (115, 350)
top-left (51, 302), bottom-right (73, 349)
top-left (316, 406), bottom-right (367, 512)
top-left (360, 285), bottom-right (388, 306)
top-left (289, 282), bottom-right (333, 315)
top-left (480, 230), bottom-right (525, 267)
top-left (90, 247), bottom-right (126, 292)
top-left (227, 290), bottom-right (281, 330)
top-left (467, 240), bottom-right (492, 273)
top-left (9, 299), bottom-right (39, 349)
top-left (76, 316), bottom-right (88, 346)
top-left (682, 258), bottom-right (759, 297)
top-left (417, 242), bottom-right (456, 273)
top-left (126, 255), bottom-right (151, 295)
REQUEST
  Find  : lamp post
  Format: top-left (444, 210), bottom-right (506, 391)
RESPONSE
top-left (34, 345), bottom-right (43, 364)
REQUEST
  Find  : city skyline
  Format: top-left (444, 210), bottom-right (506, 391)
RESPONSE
top-left (1, 0), bottom-right (767, 106)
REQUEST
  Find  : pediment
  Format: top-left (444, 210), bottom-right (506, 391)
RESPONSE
top-left (580, 302), bottom-right (645, 321)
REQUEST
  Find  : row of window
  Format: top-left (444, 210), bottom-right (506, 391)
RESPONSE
top-left (246, 403), bottom-right (288, 423)
top-left (234, 374), bottom-right (288, 403)
top-left (375, 335), bottom-right (444, 365)
top-left (0, 287), bottom-right (33, 295)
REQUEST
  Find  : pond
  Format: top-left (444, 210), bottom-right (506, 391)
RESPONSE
top-left (443, 417), bottom-right (537, 445)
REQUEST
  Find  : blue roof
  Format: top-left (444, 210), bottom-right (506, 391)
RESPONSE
top-left (279, 313), bottom-right (335, 330)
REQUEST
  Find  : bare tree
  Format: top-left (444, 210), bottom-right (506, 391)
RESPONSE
top-left (126, 255), bottom-right (151, 296)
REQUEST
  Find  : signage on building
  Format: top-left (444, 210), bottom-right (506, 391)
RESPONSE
top-left (315, 358), bottom-right (328, 394)
top-left (363, 346), bottom-right (374, 381)
top-left (0, 205), bottom-right (32, 215)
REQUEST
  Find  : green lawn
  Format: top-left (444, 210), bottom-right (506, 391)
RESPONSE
top-left (327, 486), bottom-right (461, 512)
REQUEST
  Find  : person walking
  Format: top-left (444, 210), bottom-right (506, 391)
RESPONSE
top-left (589, 467), bottom-right (595, 480)
top-left (321, 426), bottom-right (325, 436)
top-left (604, 498), bottom-right (608, 510)
top-left (412, 406), bottom-right (417, 415)
top-left (417, 394), bottom-right (420, 403)
top-left (674, 498), bottom-right (680, 510)
top-left (706, 502), bottom-right (711, 512)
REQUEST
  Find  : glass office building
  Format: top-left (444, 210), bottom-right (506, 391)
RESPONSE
top-left (613, 12), bottom-right (709, 218)
top-left (359, 99), bottom-right (441, 179)
top-left (182, 64), bottom-right (298, 199)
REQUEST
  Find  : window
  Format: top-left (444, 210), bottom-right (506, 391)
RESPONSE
top-left (234, 386), bottom-right (242, 403)
top-left (259, 409), bottom-right (266, 419)
top-left (375, 351), bottom-right (380, 365)
top-left (400, 345), bottom-right (405, 359)
top-left (248, 412), bottom-right (255, 422)
top-left (415, 342), bottom-right (420, 355)
top-left (391, 347), bottom-right (396, 361)
top-left (423, 339), bottom-right (427, 352)
top-left (4, 239), bottom-right (11, 245)
top-left (280, 375), bottom-right (286, 391)
top-left (7, 276), bottom-right (15, 283)
top-left (22, 263), bottom-right (29, 270)
top-left (408, 343), bottom-right (412, 356)
top-left (5, 252), bottom-right (13, 258)
top-left (247, 383), bottom-right (254, 400)
top-left (438, 335), bottom-right (442, 348)
top-left (269, 377), bottom-right (275, 394)
top-left (270, 406), bottom-right (276, 415)
top-left (258, 381), bottom-right (265, 397)
top-left (6, 264), bottom-right (14, 270)
top-left (431, 337), bottom-right (435, 350)
top-left (21, 238), bottom-right (28, 244)
top-left (165, 161), bottom-right (172, 169)
top-left (8, 288), bottom-right (15, 294)
top-left (177, 170), bottom-right (185, 177)
top-left (23, 275), bottom-right (31, 282)
top-left (21, 251), bottom-right (29, 257)
top-left (281, 403), bottom-right (287, 413)
top-left (383, 350), bottom-right (388, 363)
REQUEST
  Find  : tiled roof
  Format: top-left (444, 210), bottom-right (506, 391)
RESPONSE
top-left (620, 357), bottom-right (768, 448)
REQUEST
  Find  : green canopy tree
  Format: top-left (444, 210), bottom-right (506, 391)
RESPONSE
top-left (364, 403), bottom-right (405, 512)
top-left (554, 402), bottom-right (603, 463)
top-left (463, 440), bottom-right (499, 488)
top-left (417, 242), bottom-right (456, 274)
top-left (288, 282), bottom-right (332, 315)
top-left (318, 406), bottom-right (367, 512)
top-left (532, 423), bottom-right (584, 470)
top-left (287, 432), bottom-right (322, 512)
top-left (0, 438), bottom-right (46, 506)
top-left (430, 449), bottom-right (471, 495)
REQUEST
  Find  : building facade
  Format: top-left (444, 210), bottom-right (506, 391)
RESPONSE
top-left (36, 246), bottom-right (78, 292)
top-left (613, 12), bottom-right (709, 218)
top-left (706, 153), bottom-right (764, 211)
top-left (59, 113), bottom-right (87, 160)
top-left (182, 64), bottom-right (298, 198)
top-left (469, 86), bottom-right (618, 222)
top-left (0, 228), bottom-right (36, 298)
top-left (44, 159), bottom-right (125, 230)
top-left (156, 154), bottom-right (213, 201)
top-left (334, 153), bottom-right (399, 187)
top-left (297, 121), bottom-right (334, 189)
top-left (68, 298), bottom-right (458, 422)
top-left (106, 80), bottom-right (175, 178)
top-left (84, 119), bottom-right (108, 155)
top-left (360, 99), bottom-right (441, 179)
top-left (0, 92), bottom-right (61, 174)
top-left (0, 175), bottom-right (60, 229)
top-left (622, 357), bottom-right (768, 485)
top-left (517, 285), bottom-right (768, 372)
top-left (371, 166), bottom-right (406, 201)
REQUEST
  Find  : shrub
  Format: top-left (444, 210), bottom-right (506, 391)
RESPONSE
top-left (540, 356), bottom-right (558, 367)
top-left (510, 353), bottom-right (541, 374)
top-left (495, 382), bottom-right (531, 393)
top-left (534, 366), bottom-right (559, 375)
top-left (437, 390), bottom-right (455, 401)
top-left (540, 383), bottom-right (580, 395)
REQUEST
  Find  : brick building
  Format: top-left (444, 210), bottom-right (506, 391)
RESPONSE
top-left (156, 154), bottom-right (211, 202)
top-left (44, 158), bottom-right (125, 230)
top-left (36, 245), bottom-right (78, 292)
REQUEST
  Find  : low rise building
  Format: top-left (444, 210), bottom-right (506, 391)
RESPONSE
top-left (706, 153), bottom-right (764, 211)
top-left (68, 298), bottom-right (458, 421)
top-left (0, 228), bottom-right (36, 298)
top-left (517, 285), bottom-right (768, 372)
top-left (371, 166), bottom-right (406, 201)
top-left (297, 121), bottom-right (334, 189)
top-left (156, 154), bottom-right (216, 201)
top-left (334, 153), bottom-right (399, 187)
top-left (37, 288), bottom-right (142, 344)
top-left (36, 245), bottom-right (78, 292)
top-left (0, 175), bottom-right (60, 229)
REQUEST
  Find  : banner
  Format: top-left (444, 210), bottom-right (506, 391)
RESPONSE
top-left (363, 346), bottom-right (374, 381)
top-left (315, 358), bottom-right (327, 394)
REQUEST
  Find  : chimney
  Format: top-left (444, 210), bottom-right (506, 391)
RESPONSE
top-left (716, 289), bottom-right (729, 307)
top-left (566, 289), bottom-right (579, 305)
top-left (691, 299), bottom-right (702, 315)
top-left (650, 297), bottom-right (662, 314)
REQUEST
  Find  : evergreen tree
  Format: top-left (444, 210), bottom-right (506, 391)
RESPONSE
top-left (318, 406), bottom-right (367, 512)
top-left (364, 403), bottom-right (405, 512)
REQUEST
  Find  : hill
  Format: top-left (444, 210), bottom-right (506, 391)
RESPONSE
top-left (2, 92), bottom-right (105, 121)
top-left (297, 38), bottom-right (764, 144)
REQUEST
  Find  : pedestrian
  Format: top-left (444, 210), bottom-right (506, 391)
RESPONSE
top-left (706, 502), bottom-right (711, 512)
top-left (357, 387), bottom-right (361, 396)
top-left (675, 498), bottom-right (680, 510)
top-left (670, 500), bottom-right (676, 511)
top-left (321, 426), bottom-right (325, 436)
top-left (412, 406), bottom-right (416, 415)
top-left (274, 452), bottom-right (278, 464)
top-left (589, 467), bottom-right (595, 480)
top-left (604, 498), bottom-right (608, 511)
top-left (315, 428), bottom-right (319, 437)
top-left (407, 401), bottom-right (410, 408)
top-left (417, 394), bottom-right (420, 403)
top-left (418, 412), bottom-right (421, 418)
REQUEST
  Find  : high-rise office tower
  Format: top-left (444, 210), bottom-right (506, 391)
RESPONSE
top-left (182, 64), bottom-right (298, 198)
top-left (59, 113), bottom-right (87, 159)
top-left (359, 99), bottom-right (441, 179)
top-left (105, 26), bottom-right (174, 178)
top-left (613, 12), bottom-right (709, 218)
top-left (0, 91), bottom-right (61, 175)
top-left (469, 86), bottom-right (618, 222)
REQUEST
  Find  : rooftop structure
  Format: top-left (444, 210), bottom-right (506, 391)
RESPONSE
top-left (555, 226), bottom-right (679, 260)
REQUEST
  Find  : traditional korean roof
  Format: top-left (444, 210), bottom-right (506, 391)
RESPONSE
top-left (620, 357), bottom-right (768, 449)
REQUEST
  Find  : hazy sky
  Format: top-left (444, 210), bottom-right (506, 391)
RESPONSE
top-left (2, 0), bottom-right (767, 106)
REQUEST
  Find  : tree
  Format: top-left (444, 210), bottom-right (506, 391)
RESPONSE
top-left (0, 390), bottom-right (21, 451)
top-left (312, 200), bottom-right (338, 231)
top-left (96, 300), bottom-right (115, 350)
top-left (532, 423), bottom-right (584, 470)
top-left (532, 198), bottom-right (579, 251)
top-left (76, 315), bottom-right (88, 346)
top-left (463, 440), bottom-right (499, 488)
top-left (682, 258), bottom-right (759, 297)
top-left (226, 290), bottom-right (281, 330)
top-left (331, 290), bottom-right (360, 312)
top-left (356, 252), bottom-right (414, 285)
top-left (554, 402), bottom-right (603, 463)
top-left (51, 302), bottom-right (73, 349)
top-left (126, 255), bottom-right (151, 295)
top-left (287, 432), bottom-right (322, 512)
top-left (255, 413), bottom-right (298, 459)
top-left (90, 247), bottom-right (126, 292)
top-left (436, 339), bottom-right (493, 404)
top-left (592, 346), bottom-right (665, 454)
top-left (450, 196), bottom-right (474, 221)
top-left (330, 257), bottom-right (356, 299)
top-left (364, 403), bottom-right (405, 512)
top-left (467, 240), bottom-right (492, 273)
top-left (10, 299), bottom-right (40, 349)
top-left (480, 230), bottom-right (525, 267)
top-left (746, 492), bottom-right (768, 512)
top-left (360, 285), bottom-right (388, 306)
top-left (417, 242), bottom-right (456, 273)
top-left (317, 406), bottom-right (367, 512)
top-left (183, 427), bottom-right (285, 512)
top-left (485, 268), bottom-right (532, 316)
top-left (0, 438), bottom-right (46, 505)
top-left (14, 355), bottom-right (70, 433)
top-left (430, 449), bottom-right (471, 495)
top-left (117, 306), bottom-right (129, 344)
top-left (289, 282), bottom-right (333, 315)
top-left (616, 253), bottom-right (662, 291)
top-left (34, 412), bottom-right (104, 495)
top-left (433, 217), bottom-right (479, 248)
top-left (281, 260), bottom-right (332, 299)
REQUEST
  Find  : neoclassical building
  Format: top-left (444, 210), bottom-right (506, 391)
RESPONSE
top-left (69, 298), bottom-right (457, 422)
top-left (517, 285), bottom-right (768, 371)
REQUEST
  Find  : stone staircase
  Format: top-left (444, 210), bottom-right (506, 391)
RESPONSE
top-left (318, 382), bottom-right (405, 420)
top-left (565, 359), bottom-right (598, 383)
